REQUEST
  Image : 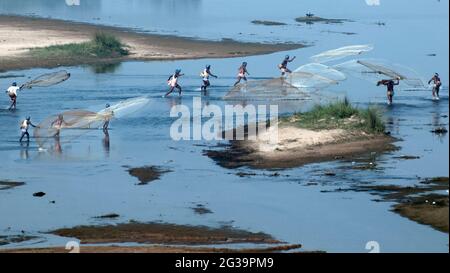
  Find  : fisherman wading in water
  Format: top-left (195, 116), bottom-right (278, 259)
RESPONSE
top-left (165, 69), bottom-right (184, 97)
top-left (103, 103), bottom-right (114, 132)
top-left (428, 73), bottom-right (442, 101)
top-left (377, 77), bottom-right (400, 105)
top-left (19, 117), bottom-right (37, 143)
top-left (278, 55), bottom-right (296, 76)
top-left (51, 114), bottom-right (67, 137)
top-left (200, 65), bottom-right (218, 93)
top-left (234, 62), bottom-right (250, 86)
top-left (5, 82), bottom-right (23, 110)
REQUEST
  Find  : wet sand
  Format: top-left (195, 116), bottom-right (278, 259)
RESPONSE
top-left (0, 15), bottom-right (304, 72)
top-left (0, 235), bottom-right (36, 246)
top-left (323, 177), bottom-right (449, 233)
top-left (50, 222), bottom-right (282, 245)
top-left (0, 221), bottom-right (304, 253)
top-left (126, 165), bottom-right (172, 185)
top-left (0, 181), bottom-right (25, 190)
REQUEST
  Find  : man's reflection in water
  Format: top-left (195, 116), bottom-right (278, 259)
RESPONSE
top-left (103, 128), bottom-right (110, 157)
top-left (54, 135), bottom-right (62, 155)
top-left (385, 116), bottom-right (400, 136)
top-left (166, 96), bottom-right (183, 110)
top-left (431, 109), bottom-right (446, 142)
top-left (20, 142), bottom-right (30, 160)
top-left (432, 111), bottom-right (441, 128)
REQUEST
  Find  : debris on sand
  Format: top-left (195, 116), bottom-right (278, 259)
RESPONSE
top-left (431, 127), bottom-right (448, 134)
top-left (251, 20), bottom-right (287, 26)
top-left (191, 204), bottom-right (213, 215)
top-left (0, 181), bottom-right (25, 191)
top-left (32, 192), bottom-right (46, 197)
top-left (94, 213), bottom-right (120, 219)
top-left (295, 16), bottom-right (350, 24)
top-left (50, 222), bottom-right (287, 246)
top-left (126, 166), bottom-right (172, 185)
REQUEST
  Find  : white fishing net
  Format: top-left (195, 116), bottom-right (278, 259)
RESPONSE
top-left (22, 70), bottom-right (71, 89)
top-left (223, 78), bottom-right (311, 101)
top-left (224, 63), bottom-right (346, 100)
top-left (310, 45), bottom-right (374, 64)
top-left (34, 97), bottom-right (150, 148)
top-left (97, 97), bottom-right (150, 118)
top-left (289, 63), bottom-right (347, 89)
top-left (333, 59), bottom-right (426, 89)
top-left (33, 110), bottom-right (104, 148)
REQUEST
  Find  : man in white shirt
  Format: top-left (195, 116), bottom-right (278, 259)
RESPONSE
top-left (20, 116), bottom-right (37, 143)
top-left (6, 82), bottom-right (22, 110)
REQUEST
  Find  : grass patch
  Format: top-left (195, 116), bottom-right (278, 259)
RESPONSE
top-left (282, 98), bottom-right (386, 134)
top-left (30, 32), bottom-right (129, 59)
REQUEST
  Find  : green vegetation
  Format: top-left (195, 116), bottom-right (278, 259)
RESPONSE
top-left (282, 98), bottom-right (386, 134)
top-left (251, 20), bottom-right (287, 26)
top-left (30, 32), bottom-right (129, 59)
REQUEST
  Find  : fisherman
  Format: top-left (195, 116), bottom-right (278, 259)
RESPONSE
top-left (103, 103), bottom-right (113, 132)
top-left (377, 77), bottom-right (400, 105)
top-left (200, 65), bottom-right (218, 93)
top-left (278, 55), bottom-right (296, 76)
top-left (428, 73), bottom-right (442, 100)
top-left (19, 117), bottom-right (37, 143)
top-left (51, 114), bottom-right (67, 137)
top-left (5, 82), bottom-right (22, 110)
top-left (234, 62), bottom-right (250, 86)
top-left (165, 69), bottom-right (184, 97)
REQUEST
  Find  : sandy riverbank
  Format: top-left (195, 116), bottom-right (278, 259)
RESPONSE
top-left (207, 124), bottom-right (396, 169)
top-left (0, 15), bottom-right (304, 72)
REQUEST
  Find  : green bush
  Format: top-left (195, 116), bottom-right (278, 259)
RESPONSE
top-left (284, 98), bottom-right (385, 134)
top-left (30, 32), bottom-right (129, 59)
top-left (92, 32), bottom-right (129, 57)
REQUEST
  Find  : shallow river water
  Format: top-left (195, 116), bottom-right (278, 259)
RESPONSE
top-left (0, 0), bottom-right (448, 252)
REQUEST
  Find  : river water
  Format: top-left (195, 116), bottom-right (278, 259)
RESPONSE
top-left (0, 0), bottom-right (448, 252)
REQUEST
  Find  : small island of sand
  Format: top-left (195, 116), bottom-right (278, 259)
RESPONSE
top-left (208, 99), bottom-right (397, 169)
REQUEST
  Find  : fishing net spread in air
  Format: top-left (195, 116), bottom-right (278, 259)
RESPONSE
top-left (22, 70), bottom-right (71, 89)
top-left (333, 59), bottom-right (426, 89)
top-left (288, 63), bottom-right (347, 89)
top-left (224, 78), bottom-right (311, 101)
top-left (33, 110), bottom-right (105, 148)
top-left (224, 64), bottom-right (346, 100)
top-left (34, 97), bottom-right (150, 148)
top-left (97, 97), bottom-right (150, 119)
top-left (310, 44), bottom-right (374, 64)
